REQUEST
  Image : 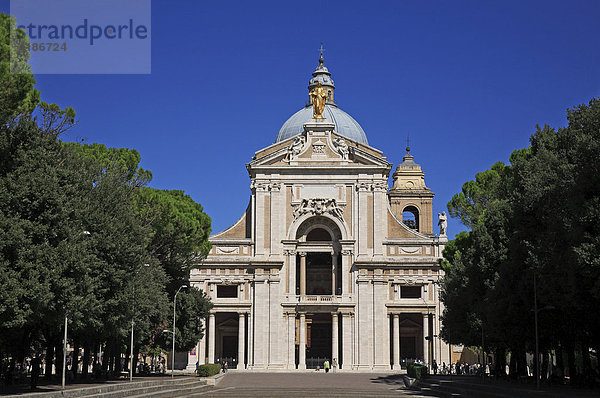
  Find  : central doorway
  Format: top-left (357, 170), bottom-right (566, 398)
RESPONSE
top-left (306, 313), bottom-right (332, 369)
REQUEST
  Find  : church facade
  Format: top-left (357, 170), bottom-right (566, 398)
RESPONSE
top-left (187, 54), bottom-right (449, 371)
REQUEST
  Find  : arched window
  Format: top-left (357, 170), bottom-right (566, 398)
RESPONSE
top-left (306, 228), bottom-right (332, 241)
top-left (327, 90), bottom-right (332, 101)
top-left (403, 206), bottom-right (419, 230)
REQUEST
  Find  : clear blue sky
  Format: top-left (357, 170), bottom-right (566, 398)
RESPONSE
top-left (3, 0), bottom-right (600, 238)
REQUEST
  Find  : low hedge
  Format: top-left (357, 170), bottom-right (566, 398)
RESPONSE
top-left (407, 363), bottom-right (428, 380)
top-left (195, 363), bottom-right (222, 377)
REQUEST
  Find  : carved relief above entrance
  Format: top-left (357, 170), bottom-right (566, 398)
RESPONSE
top-left (293, 198), bottom-right (344, 221)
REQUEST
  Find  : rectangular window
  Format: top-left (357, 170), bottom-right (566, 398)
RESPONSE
top-left (400, 285), bottom-right (421, 299)
top-left (217, 285), bottom-right (238, 298)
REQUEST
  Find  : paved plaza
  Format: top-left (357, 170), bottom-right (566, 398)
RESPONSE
top-left (185, 372), bottom-right (419, 397)
top-left (182, 373), bottom-right (600, 398)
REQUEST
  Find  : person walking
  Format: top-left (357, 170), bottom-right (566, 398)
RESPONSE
top-left (332, 358), bottom-right (337, 373)
top-left (324, 359), bottom-right (330, 373)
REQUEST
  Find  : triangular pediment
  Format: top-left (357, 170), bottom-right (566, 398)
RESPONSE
top-left (248, 131), bottom-right (390, 169)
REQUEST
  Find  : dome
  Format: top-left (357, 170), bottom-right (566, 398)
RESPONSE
top-left (276, 104), bottom-right (368, 145)
top-left (275, 49), bottom-right (369, 145)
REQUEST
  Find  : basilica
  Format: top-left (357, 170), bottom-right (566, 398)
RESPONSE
top-left (186, 53), bottom-right (449, 371)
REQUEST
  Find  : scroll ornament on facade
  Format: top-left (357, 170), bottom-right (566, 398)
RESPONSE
top-left (293, 198), bottom-right (344, 220)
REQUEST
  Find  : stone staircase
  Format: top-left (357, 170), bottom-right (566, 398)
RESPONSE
top-left (5, 377), bottom-right (211, 398)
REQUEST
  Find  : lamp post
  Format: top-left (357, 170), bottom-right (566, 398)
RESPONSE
top-left (172, 285), bottom-right (187, 377)
top-left (62, 314), bottom-right (68, 389)
top-left (130, 320), bottom-right (135, 381)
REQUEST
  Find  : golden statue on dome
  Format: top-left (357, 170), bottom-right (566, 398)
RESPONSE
top-left (309, 82), bottom-right (328, 119)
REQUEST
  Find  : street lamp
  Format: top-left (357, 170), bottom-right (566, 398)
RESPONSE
top-left (130, 263), bottom-right (150, 382)
top-left (62, 313), bottom-right (68, 389)
top-left (172, 285), bottom-right (187, 377)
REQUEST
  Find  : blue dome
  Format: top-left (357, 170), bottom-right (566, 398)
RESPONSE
top-left (276, 104), bottom-right (368, 145)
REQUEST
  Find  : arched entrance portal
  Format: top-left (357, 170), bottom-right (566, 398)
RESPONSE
top-left (294, 216), bottom-right (343, 296)
top-left (292, 216), bottom-right (344, 369)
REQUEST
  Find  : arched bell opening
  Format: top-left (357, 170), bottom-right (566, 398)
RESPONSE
top-left (402, 205), bottom-right (420, 231)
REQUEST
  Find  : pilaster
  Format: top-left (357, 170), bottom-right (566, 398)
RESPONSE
top-left (287, 312), bottom-right (296, 369)
top-left (238, 312), bottom-right (245, 369)
top-left (208, 313), bottom-right (215, 364)
top-left (393, 314), bottom-right (400, 370)
top-left (341, 312), bottom-right (353, 370)
top-left (356, 279), bottom-right (372, 368)
top-left (298, 313), bottom-right (306, 369)
top-left (373, 278), bottom-right (390, 370)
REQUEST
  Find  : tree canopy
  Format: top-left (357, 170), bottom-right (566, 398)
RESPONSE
top-left (440, 98), bottom-right (600, 384)
top-left (0, 16), bottom-right (212, 378)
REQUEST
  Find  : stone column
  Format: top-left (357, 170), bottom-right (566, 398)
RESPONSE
top-left (332, 312), bottom-right (339, 365)
top-left (331, 253), bottom-right (336, 295)
top-left (208, 313), bottom-right (216, 364)
top-left (342, 313), bottom-right (353, 370)
top-left (423, 313), bottom-right (429, 369)
top-left (247, 310), bottom-right (253, 367)
top-left (298, 313), bottom-right (306, 369)
top-left (238, 313), bottom-right (245, 369)
top-left (299, 252), bottom-right (307, 295)
top-left (393, 314), bottom-right (400, 370)
top-left (287, 312), bottom-right (296, 369)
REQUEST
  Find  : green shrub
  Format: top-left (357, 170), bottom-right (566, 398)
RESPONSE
top-left (407, 363), bottom-right (428, 380)
top-left (195, 364), bottom-right (222, 377)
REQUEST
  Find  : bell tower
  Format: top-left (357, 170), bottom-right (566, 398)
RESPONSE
top-left (308, 45), bottom-right (335, 105)
top-left (388, 146), bottom-right (435, 235)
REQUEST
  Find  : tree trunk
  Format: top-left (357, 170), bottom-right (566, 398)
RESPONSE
top-left (82, 342), bottom-right (90, 379)
top-left (101, 342), bottom-right (109, 378)
top-left (55, 339), bottom-right (63, 381)
top-left (541, 350), bottom-right (549, 383)
top-left (114, 339), bottom-right (122, 374)
top-left (124, 347), bottom-right (130, 374)
top-left (45, 339), bottom-right (54, 379)
top-left (566, 341), bottom-right (576, 383)
top-left (556, 345), bottom-right (564, 380)
top-left (133, 346), bottom-right (140, 376)
top-left (517, 349), bottom-right (528, 378)
top-left (509, 350), bottom-right (517, 379)
top-left (581, 340), bottom-right (591, 382)
top-left (495, 347), bottom-right (506, 378)
top-left (72, 338), bottom-right (80, 379)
